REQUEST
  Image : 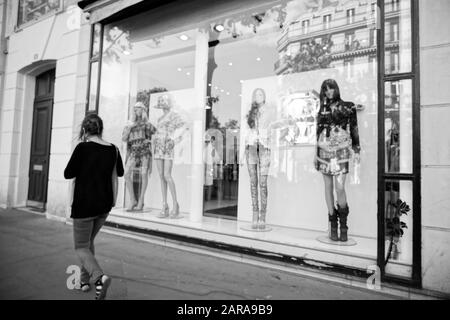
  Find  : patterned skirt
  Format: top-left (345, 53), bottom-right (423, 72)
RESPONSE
top-left (316, 127), bottom-right (352, 176)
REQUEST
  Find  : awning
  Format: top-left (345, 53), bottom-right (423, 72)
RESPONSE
top-left (78, 0), bottom-right (145, 24)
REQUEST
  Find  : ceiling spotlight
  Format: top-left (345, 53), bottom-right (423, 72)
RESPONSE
top-left (220, 89), bottom-right (224, 93)
top-left (208, 83), bottom-right (212, 87)
top-left (177, 68), bottom-right (182, 72)
top-left (179, 34), bottom-right (189, 41)
top-left (239, 80), bottom-right (244, 83)
top-left (213, 24), bottom-right (225, 32)
top-left (228, 62), bottom-right (233, 66)
top-left (226, 92), bottom-right (230, 95)
top-left (186, 72), bottom-right (191, 76)
top-left (256, 57), bottom-right (261, 61)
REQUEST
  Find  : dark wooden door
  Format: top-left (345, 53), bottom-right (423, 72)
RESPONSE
top-left (27, 69), bottom-right (55, 210)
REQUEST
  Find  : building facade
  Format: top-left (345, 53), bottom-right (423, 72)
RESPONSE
top-left (0, 0), bottom-right (449, 296)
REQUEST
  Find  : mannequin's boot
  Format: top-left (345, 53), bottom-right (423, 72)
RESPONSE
top-left (337, 204), bottom-right (349, 242)
top-left (252, 211), bottom-right (259, 229)
top-left (329, 209), bottom-right (339, 241)
top-left (258, 211), bottom-right (266, 230)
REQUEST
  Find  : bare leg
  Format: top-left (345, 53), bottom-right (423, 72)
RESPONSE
top-left (156, 160), bottom-right (168, 206)
top-left (163, 160), bottom-right (178, 210)
top-left (136, 172), bottom-right (148, 209)
top-left (322, 174), bottom-right (335, 215)
top-left (124, 167), bottom-right (137, 210)
top-left (334, 174), bottom-right (348, 208)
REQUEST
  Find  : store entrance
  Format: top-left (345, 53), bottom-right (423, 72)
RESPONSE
top-left (203, 40), bottom-right (240, 220)
top-left (27, 69), bottom-right (55, 211)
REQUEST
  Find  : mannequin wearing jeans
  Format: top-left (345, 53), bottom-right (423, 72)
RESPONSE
top-left (241, 88), bottom-right (277, 230)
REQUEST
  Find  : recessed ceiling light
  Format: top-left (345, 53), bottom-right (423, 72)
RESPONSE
top-left (215, 86), bottom-right (219, 90)
top-left (123, 50), bottom-right (131, 55)
top-left (177, 68), bottom-right (182, 72)
top-left (226, 92), bottom-right (230, 95)
top-left (256, 57), bottom-right (261, 61)
top-left (208, 83), bottom-right (212, 87)
top-left (228, 62), bottom-right (233, 66)
top-left (179, 34), bottom-right (189, 41)
top-left (239, 80), bottom-right (244, 83)
top-left (220, 89), bottom-right (224, 92)
top-left (213, 24), bottom-right (225, 32)
top-left (186, 72), bottom-right (191, 76)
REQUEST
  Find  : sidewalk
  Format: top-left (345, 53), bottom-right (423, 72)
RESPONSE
top-left (0, 208), bottom-right (399, 300)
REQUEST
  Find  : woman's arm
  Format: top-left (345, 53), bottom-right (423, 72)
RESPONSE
top-left (64, 144), bottom-right (82, 179)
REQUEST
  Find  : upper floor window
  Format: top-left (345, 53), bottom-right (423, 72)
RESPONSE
top-left (323, 14), bottom-right (332, 30)
top-left (346, 8), bottom-right (355, 24)
top-left (302, 20), bottom-right (310, 34)
top-left (18, 0), bottom-right (62, 27)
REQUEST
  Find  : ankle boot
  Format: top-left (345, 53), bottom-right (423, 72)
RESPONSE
top-left (329, 209), bottom-right (339, 241)
top-left (337, 204), bottom-right (349, 242)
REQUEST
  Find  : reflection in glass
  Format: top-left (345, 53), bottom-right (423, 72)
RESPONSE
top-left (385, 0), bottom-right (411, 74)
top-left (385, 80), bottom-right (412, 173)
top-left (18, 0), bottom-right (61, 26)
top-left (385, 180), bottom-right (413, 278)
top-left (88, 61), bottom-right (98, 111)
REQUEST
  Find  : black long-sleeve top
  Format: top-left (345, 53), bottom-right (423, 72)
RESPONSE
top-left (64, 142), bottom-right (124, 219)
top-left (316, 99), bottom-right (361, 153)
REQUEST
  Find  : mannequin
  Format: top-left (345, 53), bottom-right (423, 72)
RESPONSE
top-left (122, 102), bottom-right (156, 211)
top-left (153, 94), bottom-right (188, 218)
top-left (240, 88), bottom-right (276, 230)
top-left (314, 79), bottom-right (361, 242)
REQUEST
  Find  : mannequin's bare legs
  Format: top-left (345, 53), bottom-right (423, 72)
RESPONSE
top-left (322, 174), bottom-right (335, 215)
top-left (124, 167), bottom-right (137, 210)
top-left (335, 174), bottom-right (349, 241)
top-left (334, 174), bottom-right (347, 208)
top-left (136, 169), bottom-right (149, 210)
top-left (322, 174), bottom-right (339, 241)
top-left (163, 160), bottom-right (179, 216)
top-left (156, 159), bottom-right (169, 216)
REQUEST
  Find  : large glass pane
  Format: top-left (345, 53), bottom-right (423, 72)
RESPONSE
top-left (18, 0), bottom-right (61, 26)
top-left (96, 0), bottom-right (380, 262)
top-left (384, 0), bottom-right (412, 74)
top-left (385, 79), bottom-right (413, 173)
top-left (99, 21), bottom-right (198, 214)
top-left (88, 61), bottom-right (98, 112)
top-left (384, 180), bottom-right (413, 278)
top-left (91, 24), bottom-right (102, 60)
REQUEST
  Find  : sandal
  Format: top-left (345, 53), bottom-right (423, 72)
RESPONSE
top-left (157, 204), bottom-right (169, 218)
top-left (95, 275), bottom-right (112, 300)
top-left (169, 203), bottom-right (180, 219)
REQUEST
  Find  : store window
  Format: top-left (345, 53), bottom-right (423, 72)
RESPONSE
top-left (92, 0), bottom-right (415, 275)
top-left (18, 0), bottom-right (62, 26)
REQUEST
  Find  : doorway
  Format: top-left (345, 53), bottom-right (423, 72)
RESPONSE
top-left (26, 69), bottom-right (55, 210)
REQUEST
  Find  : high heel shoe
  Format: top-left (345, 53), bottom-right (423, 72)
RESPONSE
top-left (251, 211), bottom-right (259, 229)
top-left (258, 211), bottom-right (266, 230)
top-left (157, 204), bottom-right (169, 218)
top-left (126, 200), bottom-right (138, 212)
top-left (169, 203), bottom-right (180, 219)
top-left (135, 201), bottom-right (144, 212)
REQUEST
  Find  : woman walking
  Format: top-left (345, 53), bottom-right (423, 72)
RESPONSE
top-left (64, 114), bottom-right (124, 299)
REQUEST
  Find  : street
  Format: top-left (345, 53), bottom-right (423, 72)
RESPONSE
top-left (0, 208), bottom-right (397, 300)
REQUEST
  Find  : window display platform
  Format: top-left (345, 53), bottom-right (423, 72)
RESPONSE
top-left (109, 208), bottom-right (378, 270)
